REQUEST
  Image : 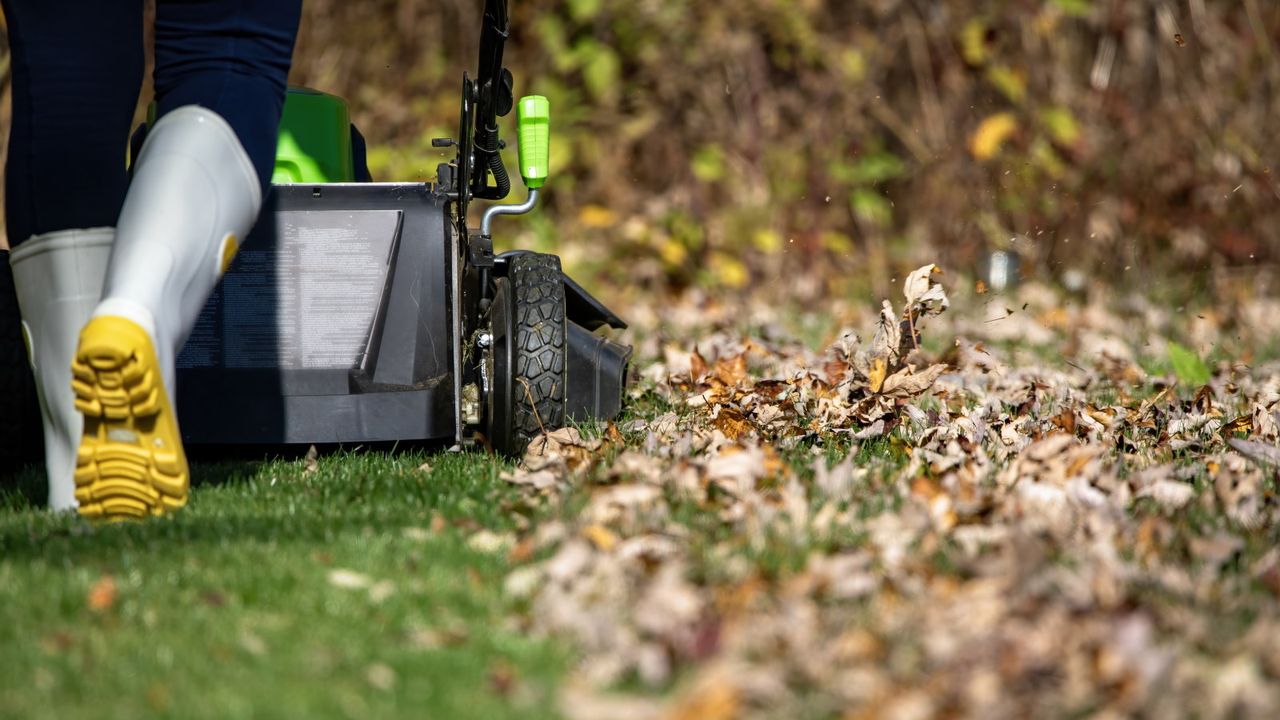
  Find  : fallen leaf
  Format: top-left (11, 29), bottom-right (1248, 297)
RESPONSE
top-left (665, 675), bottom-right (739, 720)
top-left (868, 357), bottom-right (888, 393)
top-left (239, 630), bottom-right (267, 657)
top-left (327, 569), bottom-right (373, 590)
top-left (690, 348), bottom-right (709, 382)
top-left (366, 662), bottom-right (397, 691)
top-left (523, 427), bottom-right (604, 472)
top-left (303, 444), bottom-right (319, 475)
top-left (582, 524), bottom-right (620, 552)
top-left (87, 576), bottom-right (117, 612)
top-left (713, 353), bottom-right (750, 387)
top-left (881, 363), bottom-right (947, 398)
top-left (1136, 480), bottom-right (1197, 511)
top-left (970, 112), bottom-right (1018, 160)
top-left (713, 407), bottom-right (754, 440)
top-left (903, 264), bottom-right (949, 317)
top-left (1228, 437), bottom-right (1280, 468)
top-left (489, 659), bottom-right (518, 696)
top-left (468, 530), bottom-right (515, 554)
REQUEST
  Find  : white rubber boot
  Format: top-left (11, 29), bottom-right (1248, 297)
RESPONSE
top-left (9, 228), bottom-right (113, 511)
top-left (73, 106), bottom-right (262, 520)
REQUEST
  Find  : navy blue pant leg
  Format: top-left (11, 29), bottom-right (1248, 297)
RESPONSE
top-left (153, 0), bottom-right (302, 193)
top-left (1, 1), bottom-right (144, 246)
top-left (2, 0), bottom-right (301, 247)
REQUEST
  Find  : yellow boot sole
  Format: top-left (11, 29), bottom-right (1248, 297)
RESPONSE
top-left (72, 316), bottom-right (187, 520)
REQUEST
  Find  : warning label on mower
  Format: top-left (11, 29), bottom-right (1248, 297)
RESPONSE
top-left (177, 210), bottom-right (401, 370)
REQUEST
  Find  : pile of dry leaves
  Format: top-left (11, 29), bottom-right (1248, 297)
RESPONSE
top-left (493, 266), bottom-right (1280, 719)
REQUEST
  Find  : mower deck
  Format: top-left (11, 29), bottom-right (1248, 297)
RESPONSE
top-left (176, 183), bottom-right (455, 445)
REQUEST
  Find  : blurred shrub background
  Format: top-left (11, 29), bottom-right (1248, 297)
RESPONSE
top-left (1, 0), bottom-right (1277, 302)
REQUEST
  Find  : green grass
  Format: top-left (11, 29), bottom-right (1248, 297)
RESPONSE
top-left (0, 450), bottom-right (567, 720)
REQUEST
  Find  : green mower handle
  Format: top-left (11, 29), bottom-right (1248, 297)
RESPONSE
top-left (517, 96), bottom-right (550, 189)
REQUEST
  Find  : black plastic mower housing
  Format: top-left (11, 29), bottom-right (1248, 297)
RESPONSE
top-left (174, 182), bottom-right (629, 447)
top-left (175, 183), bottom-right (453, 444)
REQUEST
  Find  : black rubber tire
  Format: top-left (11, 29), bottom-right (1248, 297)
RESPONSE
top-left (0, 252), bottom-right (41, 481)
top-left (507, 253), bottom-right (567, 453)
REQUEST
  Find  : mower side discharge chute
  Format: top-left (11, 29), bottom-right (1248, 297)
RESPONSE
top-left (566, 322), bottom-right (630, 422)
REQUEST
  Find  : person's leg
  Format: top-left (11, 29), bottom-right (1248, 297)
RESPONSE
top-left (73, 0), bottom-right (300, 519)
top-left (153, 0), bottom-right (302, 192)
top-left (2, 0), bottom-right (143, 246)
top-left (3, 0), bottom-right (143, 510)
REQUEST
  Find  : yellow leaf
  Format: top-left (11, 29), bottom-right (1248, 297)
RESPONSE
top-left (838, 48), bottom-right (866, 82)
top-left (986, 65), bottom-right (1026, 104)
top-left (1041, 106), bottom-right (1081, 145)
top-left (959, 18), bottom-right (990, 65)
top-left (709, 252), bottom-right (749, 289)
top-left (970, 112), bottom-right (1019, 161)
top-left (665, 679), bottom-right (739, 720)
top-left (821, 231), bottom-right (854, 255)
top-left (577, 204), bottom-right (618, 229)
top-left (868, 357), bottom-right (888, 393)
top-left (581, 524), bottom-right (619, 552)
top-left (752, 228), bottom-right (782, 253)
top-left (660, 237), bottom-right (688, 267)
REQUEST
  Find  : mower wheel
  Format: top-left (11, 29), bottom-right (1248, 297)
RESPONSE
top-left (489, 253), bottom-right (567, 456)
top-left (0, 253), bottom-right (41, 481)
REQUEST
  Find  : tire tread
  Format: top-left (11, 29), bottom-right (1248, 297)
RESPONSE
top-left (509, 253), bottom-right (567, 449)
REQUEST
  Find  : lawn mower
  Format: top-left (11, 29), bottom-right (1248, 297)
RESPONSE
top-left (0, 0), bottom-right (630, 469)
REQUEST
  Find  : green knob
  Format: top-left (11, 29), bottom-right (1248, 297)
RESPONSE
top-left (516, 95), bottom-right (550, 189)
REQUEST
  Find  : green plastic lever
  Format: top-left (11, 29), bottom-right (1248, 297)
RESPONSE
top-left (516, 95), bottom-right (550, 189)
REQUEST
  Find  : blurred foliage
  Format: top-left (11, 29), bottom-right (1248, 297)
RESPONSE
top-left (1, 0), bottom-right (1278, 302)
top-left (289, 0), bottom-right (1280, 301)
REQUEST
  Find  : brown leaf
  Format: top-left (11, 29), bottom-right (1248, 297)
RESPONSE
top-left (880, 363), bottom-right (947, 398)
top-left (606, 421), bottom-right (625, 445)
top-left (713, 353), bottom-right (749, 387)
top-left (489, 659), bottom-right (518, 696)
top-left (303, 444), bottom-right (319, 475)
top-left (87, 575), bottom-right (117, 612)
top-left (1222, 415), bottom-right (1253, 436)
top-left (870, 300), bottom-right (902, 361)
top-left (903, 264), bottom-right (949, 317)
top-left (146, 683), bottom-right (171, 713)
top-left (713, 407), bottom-right (754, 440)
top-left (665, 676), bottom-right (739, 720)
top-left (430, 513), bottom-right (448, 533)
top-left (690, 347), bottom-right (709, 382)
top-left (1050, 408), bottom-right (1077, 434)
top-left (523, 427), bottom-right (605, 472)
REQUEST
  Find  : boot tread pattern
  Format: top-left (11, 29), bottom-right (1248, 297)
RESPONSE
top-left (72, 316), bottom-right (187, 520)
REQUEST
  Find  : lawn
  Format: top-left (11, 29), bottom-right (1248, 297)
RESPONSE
top-left (0, 451), bottom-right (566, 720)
